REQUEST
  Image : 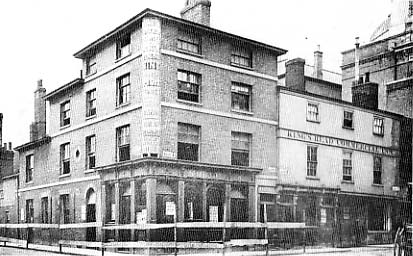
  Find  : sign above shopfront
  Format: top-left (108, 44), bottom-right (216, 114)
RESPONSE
top-left (279, 128), bottom-right (399, 157)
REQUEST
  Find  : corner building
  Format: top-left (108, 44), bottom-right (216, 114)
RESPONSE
top-left (15, 1), bottom-right (286, 243)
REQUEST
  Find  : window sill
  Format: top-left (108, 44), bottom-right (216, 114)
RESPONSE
top-left (230, 63), bottom-right (254, 71)
top-left (59, 173), bottom-right (71, 179)
top-left (60, 124), bottom-right (71, 130)
top-left (176, 49), bottom-right (204, 58)
top-left (306, 176), bottom-right (320, 181)
top-left (231, 109), bottom-right (254, 116)
top-left (373, 133), bottom-right (384, 137)
top-left (341, 180), bottom-right (354, 184)
top-left (116, 102), bottom-right (131, 109)
top-left (85, 115), bottom-right (96, 121)
top-left (115, 53), bottom-right (132, 63)
top-left (342, 126), bottom-right (354, 130)
top-left (176, 99), bottom-right (203, 106)
top-left (306, 119), bottom-right (320, 124)
top-left (372, 183), bottom-right (384, 187)
top-left (84, 169), bottom-right (95, 174)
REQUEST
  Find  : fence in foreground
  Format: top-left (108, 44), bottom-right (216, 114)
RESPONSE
top-left (0, 222), bottom-right (317, 255)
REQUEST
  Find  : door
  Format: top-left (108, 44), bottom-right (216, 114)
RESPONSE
top-left (86, 204), bottom-right (96, 241)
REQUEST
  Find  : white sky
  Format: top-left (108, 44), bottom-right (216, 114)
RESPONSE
top-left (0, 0), bottom-right (391, 146)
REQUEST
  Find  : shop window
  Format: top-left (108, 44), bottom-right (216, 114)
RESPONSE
top-left (60, 194), bottom-right (70, 224)
top-left (120, 181), bottom-right (131, 224)
top-left (26, 199), bottom-right (34, 223)
top-left (106, 183), bottom-right (116, 223)
top-left (231, 132), bottom-right (251, 166)
top-left (177, 123), bottom-right (200, 161)
top-left (368, 202), bottom-right (388, 231)
top-left (184, 183), bottom-right (203, 221)
top-left (41, 197), bottom-right (49, 224)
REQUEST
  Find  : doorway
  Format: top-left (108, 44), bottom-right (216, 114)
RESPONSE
top-left (86, 188), bottom-right (96, 242)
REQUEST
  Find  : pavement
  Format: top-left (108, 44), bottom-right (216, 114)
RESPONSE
top-left (0, 243), bottom-right (394, 256)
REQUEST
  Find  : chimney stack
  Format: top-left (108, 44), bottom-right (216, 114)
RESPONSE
top-left (0, 113), bottom-right (2, 146)
top-left (313, 45), bottom-right (323, 79)
top-left (181, 0), bottom-right (211, 26)
top-left (354, 37), bottom-right (361, 85)
top-left (285, 58), bottom-right (306, 92)
top-left (32, 79), bottom-right (46, 141)
top-left (352, 82), bottom-right (379, 110)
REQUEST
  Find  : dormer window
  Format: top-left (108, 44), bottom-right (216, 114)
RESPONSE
top-left (116, 34), bottom-right (131, 59)
top-left (231, 46), bottom-right (252, 68)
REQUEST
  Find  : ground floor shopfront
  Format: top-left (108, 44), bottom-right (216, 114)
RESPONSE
top-left (258, 184), bottom-right (402, 247)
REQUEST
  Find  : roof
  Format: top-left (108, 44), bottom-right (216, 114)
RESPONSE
top-left (277, 86), bottom-right (405, 120)
top-left (44, 78), bottom-right (84, 101)
top-left (14, 136), bottom-right (51, 152)
top-left (74, 8), bottom-right (287, 59)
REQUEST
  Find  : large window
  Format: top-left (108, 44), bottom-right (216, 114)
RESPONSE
top-left (373, 117), bottom-right (384, 136)
top-left (307, 146), bottom-right (318, 177)
top-left (231, 82), bottom-right (252, 112)
top-left (307, 103), bottom-right (319, 122)
top-left (177, 32), bottom-right (201, 55)
top-left (342, 151), bottom-right (352, 181)
top-left (177, 70), bottom-right (201, 103)
top-left (116, 74), bottom-right (131, 106)
top-left (25, 154), bottom-right (34, 183)
top-left (60, 101), bottom-right (70, 127)
top-left (231, 132), bottom-right (251, 166)
top-left (26, 199), bottom-right (34, 223)
top-left (60, 194), bottom-right (70, 224)
top-left (86, 135), bottom-right (96, 169)
top-left (177, 123), bottom-right (200, 161)
top-left (368, 202), bottom-right (389, 231)
top-left (343, 110), bottom-right (354, 129)
top-left (60, 143), bottom-right (70, 175)
top-left (116, 34), bottom-right (131, 59)
top-left (41, 197), bottom-right (49, 224)
top-left (373, 156), bottom-right (382, 185)
top-left (231, 47), bottom-right (252, 68)
top-left (116, 125), bottom-right (130, 162)
top-left (86, 89), bottom-right (96, 117)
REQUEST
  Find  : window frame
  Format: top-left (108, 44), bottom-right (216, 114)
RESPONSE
top-left (231, 46), bottom-right (253, 68)
top-left (116, 73), bottom-right (131, 106)
top-left (306, 102), bottom-right (320, 123)
top-left (306, 145), bottom-right (318, 177)
top-left (116, 34), bottom-right (131, 60)
top-left (86, 89), bottom-right (97, 118)
top-left (231, 132), bottom-right (251, 166)
top-left (373, 116), bottom-right (384, 136)
top-left (231, 82), bottom-right (252, 112)
top-left (342, 151), bottom-right (353, 181)
top-left (26, 199), bottom-right (34, 223)
top-left (343, 110), bottom-right (354, 129)
top-left (177, 123), bottom-right (200, 162)
top-left (60, 100), bottom-right (71, 127)
top-left (41, 197), bottom-right (49, 224)
top-left (373, 155), bottom-right (383, 185)
top-left (60, 194), bottom-right (70, 224)
top-left (116, 125), bottom-right (130, 162)
top-left (25, 154), bottom-right (34, 183)
top-left (177, 31), bottom-right (201, 55)
top-left (86, 135), bottom-right (96, 169)
top-left (177, 70), bottom-right (201, 103)
top-left (86, 58), bottom-right (97, 76)
top-left (60, 143), bottom-right (70, 175)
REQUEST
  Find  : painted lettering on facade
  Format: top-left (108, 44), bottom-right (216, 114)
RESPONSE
top-left (280, 128), bottom-right (399, 157)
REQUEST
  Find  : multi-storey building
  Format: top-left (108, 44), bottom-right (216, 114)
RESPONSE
top-left (15, 0), bottom-right (286, 243)
top-left (275, 58), bottom-right (403, 246)
top-left (341, 0), bottom-right (412, 226)
top-left (0, 114), bottom-right (17, 224)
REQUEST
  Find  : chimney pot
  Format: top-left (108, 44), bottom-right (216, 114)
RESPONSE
top-left (8, 142), bottom-right (12, 150)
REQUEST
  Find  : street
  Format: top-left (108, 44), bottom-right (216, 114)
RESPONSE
top-left (0, 245), bottom-right (394, 256)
